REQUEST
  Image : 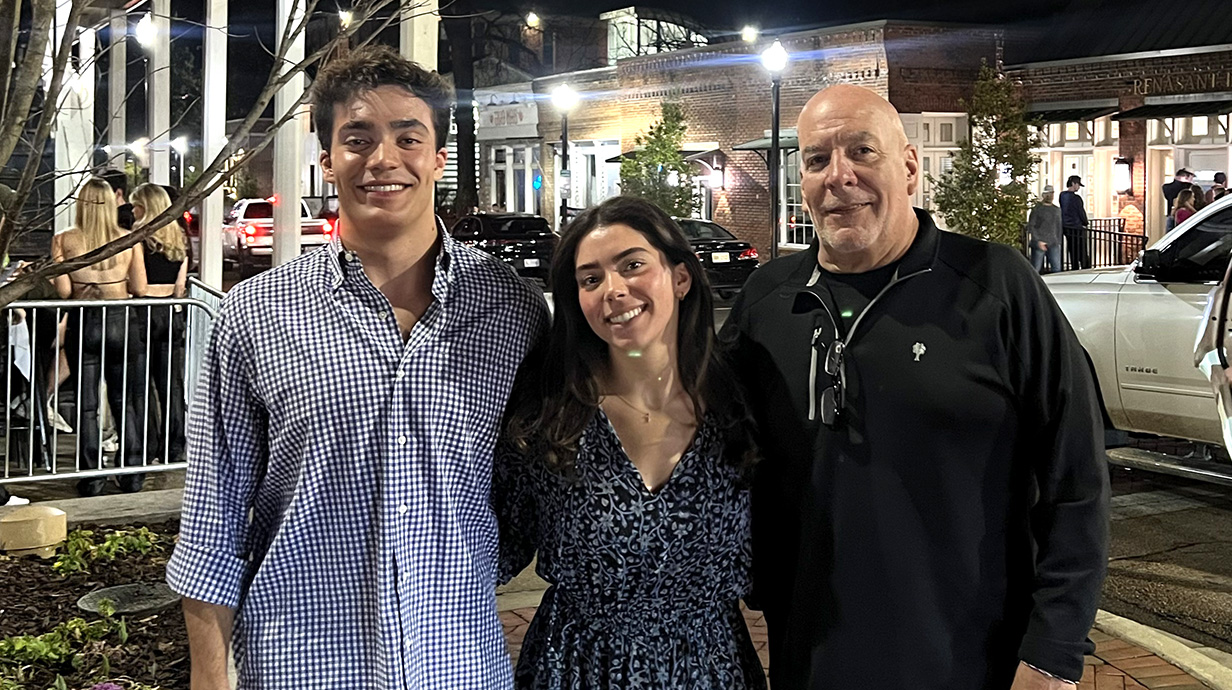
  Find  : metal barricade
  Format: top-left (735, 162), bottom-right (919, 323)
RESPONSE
top-left (1023, 217), bottom-right (1147, 271)
top-left (1, 296), bottom-right (218, 489)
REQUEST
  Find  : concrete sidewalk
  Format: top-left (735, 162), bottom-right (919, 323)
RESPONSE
top-left (9, 488), bottom-right (1232, 689)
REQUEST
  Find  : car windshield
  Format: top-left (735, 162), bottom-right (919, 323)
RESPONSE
top-left (484, 217), bottom-right (552, 238)
top-left (677, 219), bottom-right (736, 240)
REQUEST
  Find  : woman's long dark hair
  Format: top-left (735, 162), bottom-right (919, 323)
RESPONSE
top-left (504, 195), bottom-right (758, 475)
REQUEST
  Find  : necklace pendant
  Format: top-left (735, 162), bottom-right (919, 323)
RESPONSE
top-left (642, 413), bottom-right (651, 424)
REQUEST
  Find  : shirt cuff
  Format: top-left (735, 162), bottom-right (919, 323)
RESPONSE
top-left (1018, 633), bottom-right (1091, 684)
top-left (165, 538), bottom-right (250, 610)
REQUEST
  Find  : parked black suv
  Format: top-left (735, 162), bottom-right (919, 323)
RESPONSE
top-left (674, 218), bottom-right (760, 298)
top-left (451, 213), bottom-right (557, 286)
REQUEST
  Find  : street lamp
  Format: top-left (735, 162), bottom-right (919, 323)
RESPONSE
top-left (761, 39), bottom-right (789, 260)
top-left (135, 13), bottom-right (155, 48)
top-left (741, 26), bottom-right (759, 43)
top-left (551, 84), bottom-right (579, 231)
top-left (171, 136), bottom-right (188, 187)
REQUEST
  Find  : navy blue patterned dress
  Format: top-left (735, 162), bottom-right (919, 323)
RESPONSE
top-left (493, 409), bottom-right (765, 690)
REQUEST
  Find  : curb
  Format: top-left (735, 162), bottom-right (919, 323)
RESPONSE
top-left (1096, 610), bottom-right (1232, 690)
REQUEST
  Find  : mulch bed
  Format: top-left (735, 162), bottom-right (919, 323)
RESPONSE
top-left (0, 520), bottom-right (187, 690)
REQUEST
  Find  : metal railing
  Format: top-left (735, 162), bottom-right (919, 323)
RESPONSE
top-left (1023, 217), bottom-right (1147, 272)
top-left (2, 297), bottom-right (218, 489)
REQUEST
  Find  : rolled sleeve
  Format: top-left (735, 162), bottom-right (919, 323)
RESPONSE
top-left (166, 297), bottom-right (268, 609)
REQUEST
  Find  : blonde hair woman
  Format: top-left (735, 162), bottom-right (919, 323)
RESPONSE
top-left (51, 176), bottom-right (148, 496)
top-left (130, 183), bottom-right (188, 463)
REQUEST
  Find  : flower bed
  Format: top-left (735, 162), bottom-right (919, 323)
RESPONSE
top-left (0, 521), bottom-right (187, 690)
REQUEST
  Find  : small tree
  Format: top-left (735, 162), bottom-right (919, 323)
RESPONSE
top-left (931, 63), bottom-right (1043, 247)
top-left (619, 102), bottom-right (699, 218)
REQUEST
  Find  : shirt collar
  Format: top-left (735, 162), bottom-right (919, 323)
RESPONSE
top-left (325, 217), bottom-right (456, 299)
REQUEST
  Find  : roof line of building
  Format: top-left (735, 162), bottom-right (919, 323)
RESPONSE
top-left (1006, 43), bottom-right (1232, 70)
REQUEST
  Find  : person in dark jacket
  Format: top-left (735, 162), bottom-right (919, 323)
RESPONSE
top-left (1163, 169), bottom-right (1194, 231)
top-left (1027, 185), bottom-right (1063, 274)
top-left (1059, 175), bottom-right (1089, 270)
top-left (721, 84), bottom-right (1109, 690)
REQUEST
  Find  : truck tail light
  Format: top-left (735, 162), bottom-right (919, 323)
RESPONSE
top-left (244, 224), bottom-right (257, 236)
top-left (323, 220), bottom-right (334, 237)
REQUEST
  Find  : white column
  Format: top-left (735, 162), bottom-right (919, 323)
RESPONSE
top-left (271, 0), bottom-right (305, 266)
top-left (52, 1), bottom-right (94, 233)
top-left (108, 11), bottom-right (127, 167)
top-left (147, 0), bottom-right (171, 184)
top-left (400, 0), bottom-right (439, 68)
top-left (523, 145), bottom-right (533, 214)
top-left (198, 0), bottom-right (227, 288)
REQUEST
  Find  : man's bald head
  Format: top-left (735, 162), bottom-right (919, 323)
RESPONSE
top-left (799, 85), bottom-right (909, 150)
top-left (795, 84), bottom-right (920, 273)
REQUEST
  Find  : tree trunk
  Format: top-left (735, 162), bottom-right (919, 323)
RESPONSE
top-left (441, 6), bottom-right (478, 215)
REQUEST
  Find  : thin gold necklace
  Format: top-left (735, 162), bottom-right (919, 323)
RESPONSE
top-left (609, 393), bottom-right (656, 424)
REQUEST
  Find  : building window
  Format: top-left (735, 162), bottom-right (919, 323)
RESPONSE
top-left (922, 123), bottom-right (930, 144)
top-left (1192, 117), bottom-right (1209, 138)
top-left (939, 123), bottom-right (954, 143)
top-left (1110, 119), bottom-right (1119, 140)
top-left (782, 150), bottom-right (813, 247)
top-left (1065, 122), bottom-right (1080, 141)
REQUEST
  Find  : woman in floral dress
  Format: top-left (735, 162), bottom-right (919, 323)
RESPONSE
top-left (494, 195), bottom-right (765, 689)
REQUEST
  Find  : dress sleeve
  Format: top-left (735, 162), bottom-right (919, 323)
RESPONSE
top-left (165, 299), bottom-right (269, 609)
top-left (491, 438), bottom-right (539, 584)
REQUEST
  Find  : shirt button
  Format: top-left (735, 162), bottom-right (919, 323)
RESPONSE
top-left (378, 311), bottom-right (389, 320)
top-left (397, 435), bottom-right (407, 445)
top-left (397, 503), bottom-right (409, 515)
top-left (344, 252), bottom-right (356, 262)
top-left (395, 370), bottom-right (406, 380)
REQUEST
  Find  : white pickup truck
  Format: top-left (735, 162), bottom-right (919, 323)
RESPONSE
top-left (1044, 193), bottom-right (1232, 483)
top-left (221, 198), bottom-right (334, 276)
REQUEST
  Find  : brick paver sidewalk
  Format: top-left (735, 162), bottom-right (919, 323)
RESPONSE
top-left (499, 606), bottom-right (1211, 689)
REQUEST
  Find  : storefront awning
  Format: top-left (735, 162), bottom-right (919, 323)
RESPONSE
top-left (1027, 106), bottom-right (1118, 123)
top-left (604, 147), bottom-right (722, 164)
top-left (1113, 100), bottom-right (1232, 120)
top-left (732, 135), bottom-right (800, 151)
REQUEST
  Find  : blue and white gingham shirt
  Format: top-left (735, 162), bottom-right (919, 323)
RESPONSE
top-left (166, 226), bottom-right (549, 689)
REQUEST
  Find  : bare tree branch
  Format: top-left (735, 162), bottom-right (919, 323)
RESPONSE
top-left (0, 0), bottom-right (56, 165)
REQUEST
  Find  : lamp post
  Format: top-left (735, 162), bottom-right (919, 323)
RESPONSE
top-left (761, 39), bottom-right (788, 260)
top-left (171, 136), bottom-right (188, 187)
top-left (551, 84), bottom-right (579, 231)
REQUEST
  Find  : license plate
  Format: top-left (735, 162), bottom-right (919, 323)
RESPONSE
top-left (711, 252), bottom-right (731, 263)
top-left (523, 258), bottom-right (540, 268)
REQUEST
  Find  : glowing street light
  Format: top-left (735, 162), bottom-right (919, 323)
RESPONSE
top-left (339, 10), bottom-right (353, 29)
top-left (552, 84), bottom-right (579, 230)
top-left (135, 13), bottom-right (156, 48)
top-left (761, 39), bottom-right (789, 260)
top-left (741, 26), bottom-right (759, 43)
top-left (526, 11), bottom-right (540, 27)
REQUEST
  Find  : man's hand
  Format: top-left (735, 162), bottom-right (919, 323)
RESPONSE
top-left (1010, 661), bottom-right (1077, 689)
top-left (1038, 241), bottom-right (1049, 251)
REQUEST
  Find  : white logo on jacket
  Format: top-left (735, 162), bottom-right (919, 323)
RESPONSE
top-left (912, 342), bottom-right (926, 361)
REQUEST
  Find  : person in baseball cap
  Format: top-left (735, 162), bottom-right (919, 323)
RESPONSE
top-left (1066, 175), bottom-right (1084, 188)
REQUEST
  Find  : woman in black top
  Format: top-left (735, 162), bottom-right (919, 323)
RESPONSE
top-left (131, 184), bottom-right (188, 463)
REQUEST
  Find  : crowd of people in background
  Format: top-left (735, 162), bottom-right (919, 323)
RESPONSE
top-left (2, 169), bottom-right (190, 503)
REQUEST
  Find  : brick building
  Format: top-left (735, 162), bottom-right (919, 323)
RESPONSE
top-left (1008, 48), bottom-right (1232, 241)
top-left (507, 21), bottom-right (1000, 256)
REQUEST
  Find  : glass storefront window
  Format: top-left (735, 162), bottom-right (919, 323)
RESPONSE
top-left (782, 150), bottom-right (813, 247)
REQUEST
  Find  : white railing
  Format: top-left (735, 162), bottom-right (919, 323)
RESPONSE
top-left (2, 296), bottom-right (218, 492)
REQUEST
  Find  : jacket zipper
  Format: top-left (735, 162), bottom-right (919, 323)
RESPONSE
top-left (808, 325), bottom-right (825, 421)
top-left (806, 266), bottom-right (934, 421)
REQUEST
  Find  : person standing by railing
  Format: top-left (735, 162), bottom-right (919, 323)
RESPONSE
top-left (131, 183), bottom-right (188, 465)
top-left (1060, 175), bottom-right (1090, 270)
top-left (51, 176), bottom-right (149, 497)
top-left (1174, 189), bottom-right (1198, 226)
top-left (1028, 185), bottom-right (1063, 274)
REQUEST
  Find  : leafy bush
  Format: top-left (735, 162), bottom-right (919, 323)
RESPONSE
top-left (52, 529), bottom-right (159, 578)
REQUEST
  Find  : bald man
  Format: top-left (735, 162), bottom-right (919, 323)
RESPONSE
top-left (721, 85), bottom-right (1109, 689)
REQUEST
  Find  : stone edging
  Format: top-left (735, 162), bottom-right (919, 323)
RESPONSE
top-left (1096, 609), bottom-right (1232, 690)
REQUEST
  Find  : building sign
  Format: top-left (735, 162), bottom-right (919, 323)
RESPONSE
top-left (477, 102), bottom-right (539, 141)
top-left (1132, 70), bottom-right (1232, 96)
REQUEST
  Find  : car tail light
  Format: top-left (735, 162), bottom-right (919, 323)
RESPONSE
top-left (244, 224), bottom-right (257, 236)
top-left (323, 220), bottom-right (334, 237)
top-left (739, 247), bottom-right (759, 260)
top-left (183, 211), bottom-right (193, 224)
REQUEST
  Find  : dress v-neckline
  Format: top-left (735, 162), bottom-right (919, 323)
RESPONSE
top-left (597, 408), bottom-right (705, 496)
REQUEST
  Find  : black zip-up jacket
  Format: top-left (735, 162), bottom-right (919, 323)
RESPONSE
top-left (721, 210), bottom-right (1109, 690)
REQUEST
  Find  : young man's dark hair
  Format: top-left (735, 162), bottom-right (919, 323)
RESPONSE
top-left (310, 44), bottom-right (454, 151)
top-left (100, 168), bottom-right (128, 199)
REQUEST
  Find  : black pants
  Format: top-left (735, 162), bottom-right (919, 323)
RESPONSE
top-left (138, 303), bottom-right (186, 462)
top-left (66, 306), bottom-right (147, 494)
top-left (1063, 226), bottom-right (1091, 270)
